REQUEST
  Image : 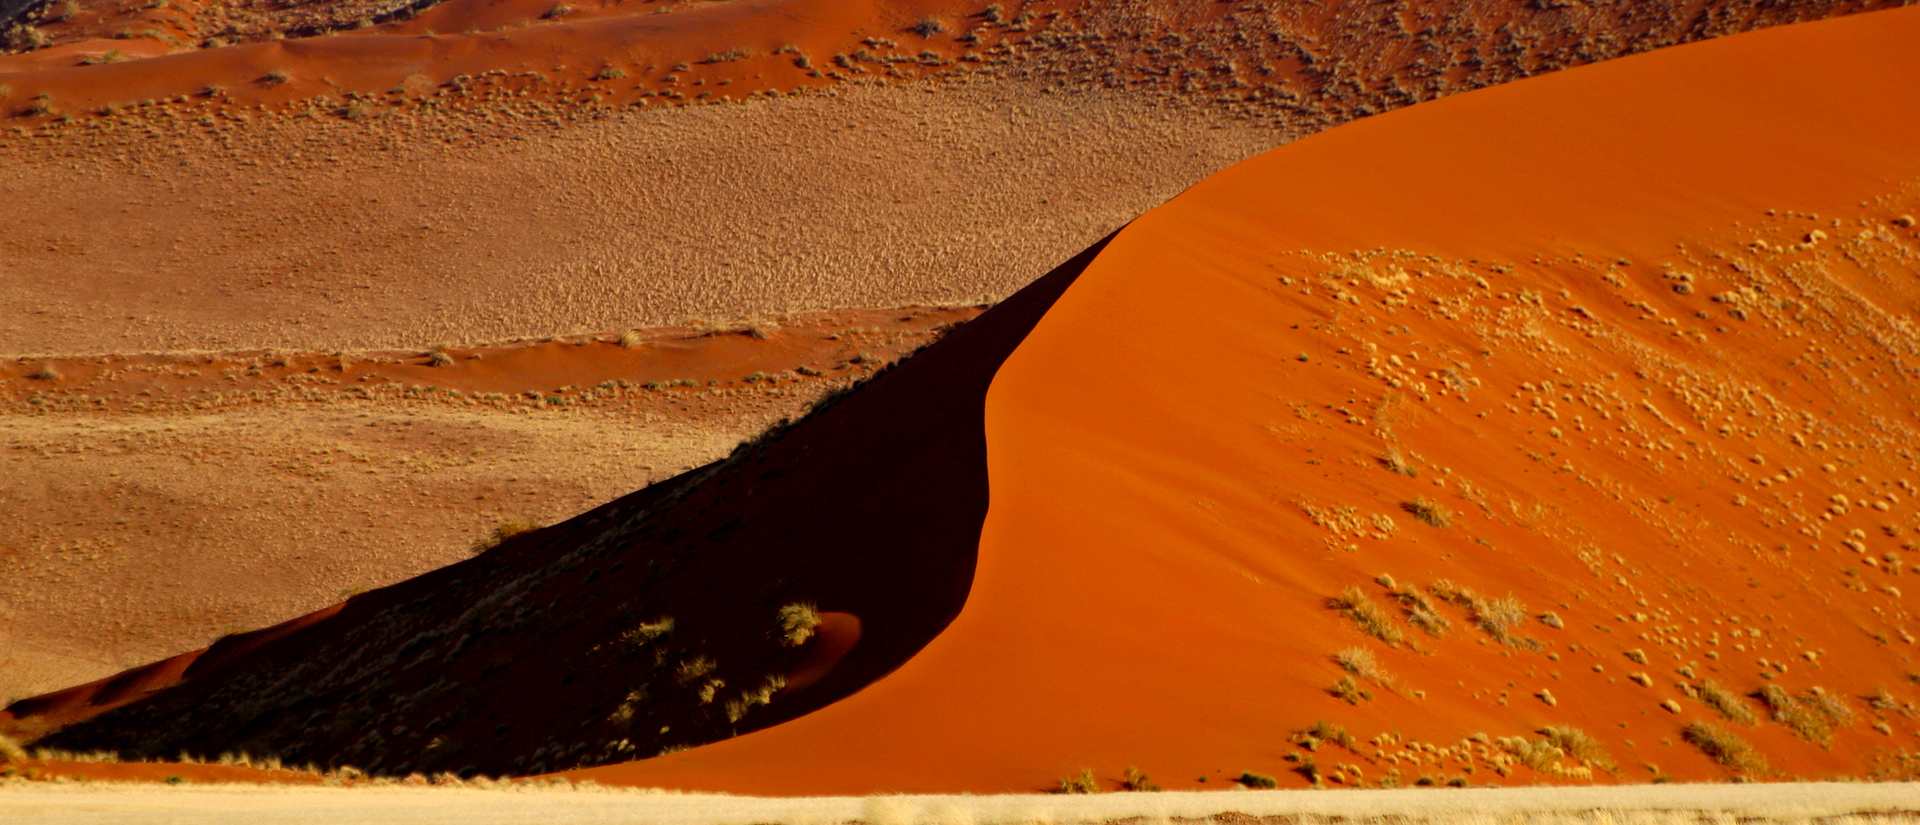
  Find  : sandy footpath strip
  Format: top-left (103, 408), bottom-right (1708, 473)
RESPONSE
top-left (1, 783), bottom-right (1917, 825)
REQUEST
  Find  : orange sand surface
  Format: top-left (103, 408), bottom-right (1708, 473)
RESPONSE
top-left (569, 6), bottom-right (1920, 793)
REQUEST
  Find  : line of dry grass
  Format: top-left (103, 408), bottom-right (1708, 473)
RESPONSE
top-left (1694, 679), bottom-right (1757, 725)
top-left (1328, 586), bottom-right (1403, 646)
top-left (1681, 720), bottom-right (1769, 774)
top-left (1331, 647), bottom-right (1392, 686)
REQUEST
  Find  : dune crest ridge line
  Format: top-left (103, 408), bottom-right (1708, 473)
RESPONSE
top-left (563, 6), bottom-right (1920, 793)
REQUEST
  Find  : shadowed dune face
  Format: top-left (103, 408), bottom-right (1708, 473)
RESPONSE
top-left (3, 235), bottom-right (1109, 778)
top-left (558, 6), bottom-right (1920, 793)
top-left (0, 307), bottom-right (976, 705)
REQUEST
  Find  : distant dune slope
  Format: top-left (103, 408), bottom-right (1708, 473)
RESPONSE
top-left (563, 6), bottom-right (1920, 792)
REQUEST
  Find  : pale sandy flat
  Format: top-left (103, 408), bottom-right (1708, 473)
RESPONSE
top-left (2, 781), bottom-right (1918, 825)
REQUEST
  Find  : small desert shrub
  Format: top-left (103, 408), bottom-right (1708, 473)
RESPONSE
top-left (1055, 768), bottom-right (1099, 794)
top-left (1332, 647), bottom-right (1390, 684)
top-left (542, 4), bottom-right (570, 18)
top-left (1327, 586), bottom-right (1403, 646)
top-left (703, 46), bottom-right (758, 63)
top-left (1328, 676), bottom-right (1371, 705)
top-left (1538, 611), bottom-right (1564, 629)
top-left (1236, 770), bottom-right (1278, 789)
top-left (911, 16), bottom-right (946, 37)
top-left (0, 734), bottom-right (28, 763)
top-left (595, 66), bottom-right (626, 80)
top-left (81, 49), bottom-right (124, 65)
top-left (1401, 496), bottom-right (1451, 527)
top-left (428, 349), bottom-right (455, 366)
top-left (263, 69), bottom-right (291, 86)
top-left (470, 518), bottom-right (541, 554)
top-left (203, 83), bottom-right (226, 97)
top-left (28, 362), bottom-right (59, 381)
top-left (24, 93), bottom-right (55, 117)
top-left (1682, 721), bottom-right (1768, 773)
top-left (1696, 679), bottom-right (1757, 724)
top-left (1538, 725), bottom-right (1615, 772)
top-left (1301, 719), bottom-right (1357, 750)
top-left (777, 602), bottom-right (821, 646)
top-left (616, 330), bottom-right (643, 348)
top-left (1120, 765), bottom-right (1158, 791)
top-left (675, 655), bottom-right (716, 684)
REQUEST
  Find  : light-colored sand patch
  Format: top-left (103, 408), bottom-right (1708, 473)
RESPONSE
top-left (0, 404), bottom-right (744, 703)
top-left (0, 78), bottom-right (1284, 356)
top-left (0, 782), bottom-right (1917, 825)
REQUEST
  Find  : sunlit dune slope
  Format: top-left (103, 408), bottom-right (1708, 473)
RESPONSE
top-left (567, 6), bottom-right (1920, 792)
top-left (2, 238), bottom-right (1107, 777)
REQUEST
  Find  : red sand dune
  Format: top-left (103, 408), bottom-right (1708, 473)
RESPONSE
top-left (11, 4), bottom-right (1920, 793)
top-left (0, 0), bottom-right (998, 114)
top-left (564, 6), bottom-right (1920, 792)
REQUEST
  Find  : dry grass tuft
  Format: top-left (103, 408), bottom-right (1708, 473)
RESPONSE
top-left (470, 517), bottom-right (542, 555)
top-left (1328, 676), bottom-right (1372, 705)
top-left (1429, 581), bottom-right (1534, 647)
top-left (1055, 768), bottom-right (1100, 794)
top-left (1120, 765), bottom-right (1159, 791)
top-left (912, 16), bottom-right (947, 37)
top-left (1300, 719), bottom-right (1358, 750)
top-left (28, 362), bottom-right (59, 381)
top-left (724, 674), bottom-right (788, 722)
top-left (616, 330), bottom-right (643, 348)
top-left (1538, 725), bottom-right (1615, 773)
top-left (1237, 770), bottom-right (1279, 789)
top-left (1332, 646), bottom-right (1391, 685)
top-left (1388, 584), bottom-right (1449, 637)
top-left (675, 655), bottom-right (716, 685)
top-left (0, 733), bottom-right (28, 763)
top-left (1757, 684), bottom-right (1836, 745)
top-left (1379, 448), bottom-right (1418, 477)
top-left (620, 617), bottom-right (674, 648)
top-left (1682, 721), bottom-right (1769, 773)
top-left (1401, 496), bottom-right (1451, 527)
top-left (1328, 586), bottom-right (1403, 646)
top-left (1696, 679), bottom-right (1757, 724)
top-left (777, 602), bottom-right (822, 646)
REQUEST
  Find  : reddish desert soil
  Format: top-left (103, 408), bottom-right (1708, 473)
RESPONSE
top-left (555, 5), bottom-right (1920, 793)
top-left (0, 306), bottom-right (972, 704)
top-left (2, 1), bottom-right (1900, 356)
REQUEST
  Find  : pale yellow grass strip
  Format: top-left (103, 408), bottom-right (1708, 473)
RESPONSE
top-left (0, 781), bottom-right (1915, 825)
